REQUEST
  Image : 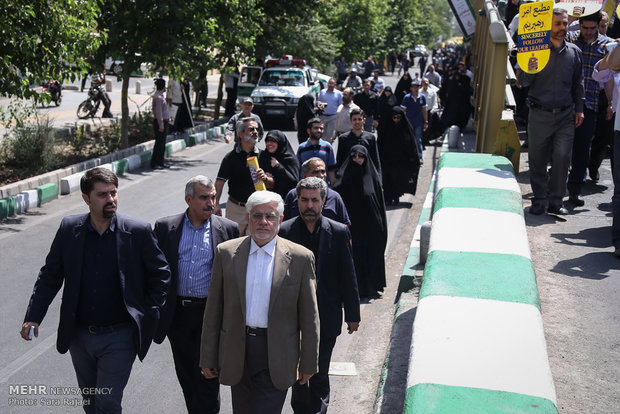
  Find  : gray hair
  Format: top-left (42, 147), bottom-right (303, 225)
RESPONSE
top-left (236, 117), bottom-right (255, 134)
top-left (296, 176), bottom-right (327, 199)
top-left (245, 191), bottom-right (284, 216)
top-left (301, 157), bottom-right (325, 176)
top-left (185, 175), bottom-right (214, 197)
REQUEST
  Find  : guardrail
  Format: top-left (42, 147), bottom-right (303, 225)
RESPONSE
top-left (469, 0), bottom-right (521, 170)
top-left (402, 152), bottom-right (558, 413)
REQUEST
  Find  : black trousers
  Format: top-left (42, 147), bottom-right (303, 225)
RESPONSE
top-left (291, 334), bottom-right (338, 414)
top-left (231, 333), bottom-right (287, 414)
top-left (151, 120), bottom-right (168, 168)
top-left (168, 304), bottom-right (220, 414)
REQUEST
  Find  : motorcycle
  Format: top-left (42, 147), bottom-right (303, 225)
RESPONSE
top-left (76, 82), bottom-right (107, 119)
top-left (41, 80), bottom-right (62, 107)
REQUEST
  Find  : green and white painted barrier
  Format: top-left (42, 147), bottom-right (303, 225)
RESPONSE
top-left (403, 152), bottom-right (557, 413)
top-left (165, 138), bottom-right (187, 157)
top-left (36, 183), bottom-right (58, 206)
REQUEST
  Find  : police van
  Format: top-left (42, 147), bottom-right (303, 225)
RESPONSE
top-left (245, 57), bottom-right (325, 125)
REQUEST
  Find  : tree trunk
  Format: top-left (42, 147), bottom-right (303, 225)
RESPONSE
top-left (121, 75), bottom-right (130, 148)
top-left (214, 74), bottom-right (225, 119)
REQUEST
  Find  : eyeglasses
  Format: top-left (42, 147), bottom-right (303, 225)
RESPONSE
top-left (392, 115), bottom-right (402, 119)
top-left (250, 212), bottom-right (279, 222)
top-left (247, 127), bottom-right (259, 132)
top-left (352, 152), bottom-right (365, 159)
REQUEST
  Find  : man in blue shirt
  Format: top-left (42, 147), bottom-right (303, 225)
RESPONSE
top-left (401, 79), bottom-right (428, 162)
top-left (317, 78), bottom-right (343, 141)
top-left (297, 118), bottom-right (338, 184)
top-left (154, 175), bottom-right (239, 414)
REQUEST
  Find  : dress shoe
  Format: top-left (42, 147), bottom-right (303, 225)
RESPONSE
top-left (152, 165), bottom-right (164, 170)
top-left (589, 169), bottom-right (599, 182)
top-left (529, 203), bottom-right (545, 215)
top-left (567, 194), bottom-right (585, 207)
top-left (160, 163), bottom-right (170, 169)
top-left (614, 246), bottom-right (620, 258)
top-left (547, 205), bottom-right (568, 215)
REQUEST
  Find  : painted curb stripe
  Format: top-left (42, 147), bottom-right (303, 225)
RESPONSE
top-left (429, 208), bottom-right (531, 259)
top-left (404, 383), bottom-right (558, 413)
top-left (438, 152), bottom-right (514, 173)
top-left (408, 296), bottom-right (556, 403)
top-left (437, 167), bottom-right (520, 193)
top-left (420, 250), bottom-right (540, 309)
top-left (434, 187), bottom-right (524, 216)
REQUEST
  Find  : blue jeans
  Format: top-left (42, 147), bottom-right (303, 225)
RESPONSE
top-left (612, 130), bottom-right (620, 247)
top-left (413, 125), bottom-right (423, 161)
top-left (69, 325), bottom-right (137, 414)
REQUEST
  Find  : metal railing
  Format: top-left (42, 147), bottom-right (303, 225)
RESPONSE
top-left (470, 0), bottom-right (518, 156)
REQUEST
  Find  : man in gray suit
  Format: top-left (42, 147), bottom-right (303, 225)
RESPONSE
top-left (154, 175), bottom-right (239, 413)
top-left (200, 191), bottom-right (320, 414)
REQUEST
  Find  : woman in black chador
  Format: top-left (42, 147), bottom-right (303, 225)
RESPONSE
top-left (376, 86), bottom-right (398, 132)
top-left (258, 130), bottom-right (300, 199)
top-left (295, 94), bottom-right (316, 144)
top-left (334, 145), bottom-right (387, 298)
top-left (395, 72), bottom-right (412, 103)
top-left (378, 106), bottom-right (420, 205)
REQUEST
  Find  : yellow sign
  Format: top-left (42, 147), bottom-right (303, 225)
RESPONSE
top-left (557, 0), bottom-right (604, 17)
top-left (517, 1), bottom-right (554, 74)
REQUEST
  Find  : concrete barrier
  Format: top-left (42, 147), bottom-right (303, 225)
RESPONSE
top-left (113, 159), bottom-right (130, 176)
top-left (140, 150), bottom-right (153, 167)
top-left (126, 154), bottom-right (142, 171)
top-left (403, 152), bottom-right (558, 413)
top-left (36, 183), bottom-right (58, 206)
top-left (21, 190), bottom-right (38, 211)
top-left (165, 139), bottom-right (187, 157)
top-left (60, 172), bottom-right (85, 195)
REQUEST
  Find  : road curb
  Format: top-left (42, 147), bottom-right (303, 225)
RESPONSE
top-left (402, 152), bottom-right (557, 413)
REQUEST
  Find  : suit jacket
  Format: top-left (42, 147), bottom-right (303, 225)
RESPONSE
top-left (24, 213), bottom-right (171, 361)
top-left (279, 216), bottom-right (360, 338)
top-left (153, 212), bottom-right (239, 343)
top-left (199, 236), bottom-right (319, 390)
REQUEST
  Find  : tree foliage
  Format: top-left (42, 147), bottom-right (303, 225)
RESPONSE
top-left (0, 0), bottom-right (102, 99)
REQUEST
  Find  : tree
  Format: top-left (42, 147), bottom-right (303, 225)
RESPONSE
top-left (0, 0), bottom-right (102, 99)
top-left (97, 0), bottom-right (263, 147)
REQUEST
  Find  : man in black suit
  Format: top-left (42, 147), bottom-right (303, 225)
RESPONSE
top-left (21, 167), bottom-right (170, 413)
top-left (279, 176), bottom-right (360, 414)
top-left (154, 175), bottom-right (239, 414)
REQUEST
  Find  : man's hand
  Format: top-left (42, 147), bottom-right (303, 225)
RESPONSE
top-left (372, 120), bottom-right (379, 128)
top-left (201, 367), bottom-right (219, 379)
top-left (607, 106), bottom-right (615, 120)
top-left (527, 56), bottom-right (539, 72)
top-left (159, 127), bottom-right (164, 133)
top-left (213, 203), bottom-right (222, 216)
top-left (423, 122), bottom-right (429, 132)
top-left (346, 322), bottom-right (359, 334)
top-left (575, 112), bottom-right (584, 128)
top-left (298, 372), bottom-right (313, 385)
top-left (21, 322), bottom-right (39, 341)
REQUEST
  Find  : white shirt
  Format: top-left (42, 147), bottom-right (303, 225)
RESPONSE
top-left (334, 102), bottom-right (360, 133)
top-left (245, 237), bottom-right (277, 328)
top-left (420, 87), bottom-right (438, 113)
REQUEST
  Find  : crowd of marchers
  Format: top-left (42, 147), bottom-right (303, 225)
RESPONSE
top-left (506, 4), bottom-right (619, 257)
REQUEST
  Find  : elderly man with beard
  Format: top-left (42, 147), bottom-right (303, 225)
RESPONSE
top-left (279, 177), bottom-right (360, 414)
top-left (21, 168), bottom-right (170, 413)
top-left (154, 176), bottom-right (239, 413)
top-left (519, 8), bottom-right (585, 215)
top-left (215, 117), bottom-right (262, 235)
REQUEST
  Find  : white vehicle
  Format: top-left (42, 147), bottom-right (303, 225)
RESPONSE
top-left (249, 57), bottom-right (324, 124)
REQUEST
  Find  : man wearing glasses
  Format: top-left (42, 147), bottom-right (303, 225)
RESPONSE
top-left (215, 117), bottom-right (263, 235)
top-left (200, 191), bottom-right (320, 414)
